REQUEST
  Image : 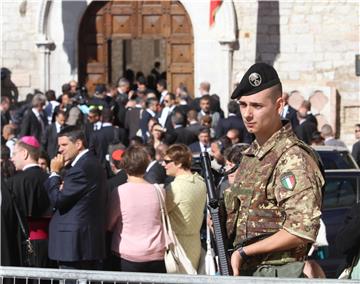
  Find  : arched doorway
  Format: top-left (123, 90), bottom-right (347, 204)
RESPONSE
top-left (78, 1), bottom-right (194, 95)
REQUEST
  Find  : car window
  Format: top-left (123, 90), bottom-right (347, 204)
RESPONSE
top-left (323, 177), bottom-right (358, 209)
top-left (317, 151), bottom-right (357, 169)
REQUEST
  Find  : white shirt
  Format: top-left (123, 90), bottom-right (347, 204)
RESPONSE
top-left (159, 105), bottom-right (175, 127)
top-left (71, 149), bottom-right (89, 167)
top-left (146, 160), bottom-right (157, 173)
top-left (55, 121), bottom-right (62, 133)
top-left (23, 164), bottom-right (40, 171)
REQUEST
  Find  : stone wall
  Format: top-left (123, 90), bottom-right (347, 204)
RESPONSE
top-left (233, 1), bottom-right (360, 148)
top-left (1, 1), bottom-right (41, 96)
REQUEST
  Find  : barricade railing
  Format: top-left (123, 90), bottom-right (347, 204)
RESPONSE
top-left (1, 266), bottom-right (358, 284)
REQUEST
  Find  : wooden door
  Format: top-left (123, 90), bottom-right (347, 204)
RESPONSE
top-left (78, 1), bottom-right (194, 95)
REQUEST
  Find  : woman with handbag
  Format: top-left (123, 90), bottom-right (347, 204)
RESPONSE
top-left (162, 144), bottom-right (207, 271)
top-left (107, 145), bottom-right (166, 273)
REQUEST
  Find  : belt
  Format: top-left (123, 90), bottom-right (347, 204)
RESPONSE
top-left (28, 217), bottom-right (50, 240)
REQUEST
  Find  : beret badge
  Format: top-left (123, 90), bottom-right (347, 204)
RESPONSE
top-left (248, 72), bottom-right (262, 87)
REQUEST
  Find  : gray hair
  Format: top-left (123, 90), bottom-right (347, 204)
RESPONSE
top-left (31, 93), bottom-right (47, 108)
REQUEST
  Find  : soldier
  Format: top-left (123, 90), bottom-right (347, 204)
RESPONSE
top-left (225, 63), bottom-right (324, 277)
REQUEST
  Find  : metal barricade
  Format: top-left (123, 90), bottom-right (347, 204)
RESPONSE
top-left (0, 266), bottom-right (358, 284)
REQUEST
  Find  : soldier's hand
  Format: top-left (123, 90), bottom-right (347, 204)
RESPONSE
top-left (50, 154), bottom-right (65, 173)
top-left (231, 250), bottom-right (243, 276)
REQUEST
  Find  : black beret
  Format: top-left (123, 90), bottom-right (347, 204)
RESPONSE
top-left (231, 62), bottom-right (281, 99)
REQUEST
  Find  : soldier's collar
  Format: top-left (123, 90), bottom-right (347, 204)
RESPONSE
top-left (247, 122), bottom-right (292, 159)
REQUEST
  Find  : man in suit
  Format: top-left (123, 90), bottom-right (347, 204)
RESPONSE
top-left (352, 124), bottom-right (360, 166)
top-left (197, 95), bottom-right (220, 129)
top-left (281, 92), bottom-right (299, 129)
top-left (45, 126), bottom-right (107, 270)
top-left (124, 93), bottom-right (142, 140)
top-left (189, 127), bottom-right (212, 154)
top-left (159, 93), bottom-right (178, 131)
top-left (139, 98), bottom-right (158, 143)
top-left (84, 107), bottom-right (102, 144)
top-left (215, 101), bottom-right (253, 143)
top-left (164, 111), bottom-right (197, 145)
top-left (295, 100), bottom-right (318, 145)
top-left (107, 146), bottom-right (127, 191)
top-left (156, 79), bottom-right (168, 105)
top-left (143, 145), bottom-right (167, 184)
top-left (8, 136), bottom-right (51, 267)
top-left (321, 124), bottom-right (347, 148)
top-left (89, 108), bottom-right (126, 166)
top-left (19, 93), bottom-right (48, 142)
top-left (43, 110), bottom-right (66, 159)
top-left (186, 109), bottom-right (202, 136)
top-left (113, 78), bottom-right (130, 129)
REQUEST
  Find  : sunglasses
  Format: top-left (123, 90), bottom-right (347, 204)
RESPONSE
top-left (163, 159), bottom-right (173, 165)
top-left (164, 100), bottom-right (169, 103)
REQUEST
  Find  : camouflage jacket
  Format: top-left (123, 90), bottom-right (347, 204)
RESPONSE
top-left (224, 122), bottom-right (324, 265)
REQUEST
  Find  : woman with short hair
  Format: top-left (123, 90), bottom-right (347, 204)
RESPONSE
top-left (107, 145), bottom-right (166, 273)
top-left (161, 144), bottom-right (207, 270)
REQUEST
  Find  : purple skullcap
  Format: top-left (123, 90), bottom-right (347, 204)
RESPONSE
top-left (19, 136), bottom-right (40, 148)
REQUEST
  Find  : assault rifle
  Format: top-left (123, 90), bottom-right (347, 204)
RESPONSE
top-left (200, 151), bottom-right (232, 275)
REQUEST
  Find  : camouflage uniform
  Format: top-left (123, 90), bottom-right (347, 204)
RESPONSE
top-left (224, 122), bottom-right (324, 273)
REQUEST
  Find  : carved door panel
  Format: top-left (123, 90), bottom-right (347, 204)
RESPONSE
top-left (79, 1), bottom-right (194, 95)
top-left (78, 2), bottom-right (108, 92)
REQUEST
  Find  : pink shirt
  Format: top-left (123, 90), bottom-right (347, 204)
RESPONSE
top-left (107, 182), bottom-right (165, 262)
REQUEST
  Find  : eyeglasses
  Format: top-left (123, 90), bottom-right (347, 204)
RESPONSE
top-left (164, 100), bottom-right (169, 103)
top-left (163, 159), bottom-right (173, 165)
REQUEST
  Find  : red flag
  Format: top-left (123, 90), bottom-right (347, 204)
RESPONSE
top-left (209, 0), bottom-right (222, 27)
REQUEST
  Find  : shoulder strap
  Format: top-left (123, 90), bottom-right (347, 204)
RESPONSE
top-left (153, 184), bottom-right (174, 247)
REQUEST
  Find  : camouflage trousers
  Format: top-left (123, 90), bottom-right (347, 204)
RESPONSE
top-left (241, 261), bottom-right (306, 278)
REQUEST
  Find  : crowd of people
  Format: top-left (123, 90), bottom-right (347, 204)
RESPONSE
top-left (1, 63), bottom-right (359, 278)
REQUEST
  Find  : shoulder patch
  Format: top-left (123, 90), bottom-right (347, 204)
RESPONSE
top-left (280, 172), bottom-right (296, 191)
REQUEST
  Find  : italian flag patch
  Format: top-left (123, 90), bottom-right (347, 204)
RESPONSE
top-left (280, 173), bottom-right (296, 190)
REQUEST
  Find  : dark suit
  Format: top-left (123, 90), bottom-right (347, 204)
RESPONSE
top-left (43, 123), bottom-right (63, 159)
top-left (124, 107), bottom-right (141, 140)
top-left (283, 105), bottom-right (299, 129)
top-left (165, 126), bottom-right (198, 146)
top-left (186, 122), bottom-right (202, 137)
top-left (144, 161), bottom-right (167, 184)
top-left (89, 125), bottom-right (125, 165)
top-left (351, 140), bottom-right (360, 166)
top-left (215, 114), bottom-right (253, 143)
top-left (19, 110), bottom-right (48, 142)
top-left (295, 116), bottom-right (318, 145)
top-left (107, 169), bottom-right (127, 191)
top-left (45, 151), bottom-right (107, 263)
top-left (189, 142), bottom-right (210, 154)
top-left (140, 110), bottom-right (156, 143)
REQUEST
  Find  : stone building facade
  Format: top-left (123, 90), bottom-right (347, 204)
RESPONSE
top-left (1, 0), bottom-right (359, 146)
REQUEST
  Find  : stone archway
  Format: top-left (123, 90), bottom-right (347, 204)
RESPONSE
top-left (78, 1), bottom-right (194, 94)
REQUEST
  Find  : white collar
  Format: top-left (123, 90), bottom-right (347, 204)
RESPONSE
top-left (146, 109), bottom-right (156, 117)
top-left (146, 160), bottom-right (157, 172)
top-left (71, 149), bottom-right (89, 167)
top-left (102, 122), bottom-right (112, 127)
top-left (32, 108), bottom-right (41, 117)
top-left (200, 110), bottom-right (210, 116)
top-left (23, 164), bottom-right (40, 171)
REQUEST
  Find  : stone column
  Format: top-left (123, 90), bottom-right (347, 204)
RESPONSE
top-left (36, 39), bottom-right (54, 92)
top-left (219, 41), bottom-right (235, 113)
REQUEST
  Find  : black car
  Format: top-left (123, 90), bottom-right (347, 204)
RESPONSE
top-left (318, 169), bottom-right (360, 278)
top-left (312, 145), bottom-right (359, 170)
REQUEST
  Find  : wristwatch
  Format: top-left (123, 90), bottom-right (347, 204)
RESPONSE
top-left (237, 246), bottom-right (250, 262)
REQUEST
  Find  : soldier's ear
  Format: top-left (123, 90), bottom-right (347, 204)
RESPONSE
top-left (276, 96), bottom-right (284, 115)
